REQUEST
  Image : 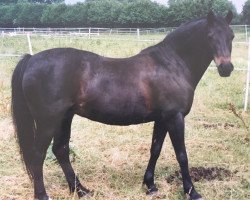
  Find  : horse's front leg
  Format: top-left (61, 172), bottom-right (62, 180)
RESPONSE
top-left (143, 120), bottom-right (167, 194)
top-left (168, 113), bottom-right (202, 200)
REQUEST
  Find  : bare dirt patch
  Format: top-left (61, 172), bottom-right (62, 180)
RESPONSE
top-left (202, 122), bottom-right (239, 130)
top-left (166, 167), bottom-right (236, 183)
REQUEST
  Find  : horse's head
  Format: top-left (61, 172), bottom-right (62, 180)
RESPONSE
top-left (206, 11), bottom-right (234, 77)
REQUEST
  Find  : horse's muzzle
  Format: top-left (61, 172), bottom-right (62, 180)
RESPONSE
top-left (217, 62), bottom-right (234, 77)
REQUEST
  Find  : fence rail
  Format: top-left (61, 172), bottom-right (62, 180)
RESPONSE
top-left (0, 27), bottom-right (176, 34)
top-left (1, 25), bottom-right (249, 42)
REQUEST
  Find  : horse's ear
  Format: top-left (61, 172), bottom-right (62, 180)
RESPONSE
top-left (225, 10), bottom-right (233, 24)
top-left (207, 11), bottom-right (215, 25)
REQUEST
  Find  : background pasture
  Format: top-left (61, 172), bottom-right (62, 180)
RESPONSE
top-left (0, 34), bottom-right (249, 199)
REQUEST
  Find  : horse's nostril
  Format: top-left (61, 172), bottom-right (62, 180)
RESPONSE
top-left (226, 62), bottom-right (234, 72)
top-left (230, 63), bottom-right (234, 71)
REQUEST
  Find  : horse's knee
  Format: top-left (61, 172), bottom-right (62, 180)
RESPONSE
top-left (177, 152), bottom-right (188, 166)
top-left (150, 143), bottom-right (162, 156)
top-left (32, 146), bottom-right (50, 166)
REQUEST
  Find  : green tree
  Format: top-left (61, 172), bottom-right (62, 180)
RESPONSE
top-left (60, 3), bottom-right (88, 27)
top-left (167, 0), bottom-right (238, 26)
top-left (118, 0), bottom-right (167, 27)
top-left (242, 0), bottom-right (250, 24)
top-left (16, 3), bottom-right (46, 26)
top-left (27, 0), bottom-right (64, 3)
top-left (0, 4), bottom-right (19, 27)
top-left (0, 0), bottom-right (18, 4)
top-left (211, 0), bottom-right (237, 16)
top-left (86, 0), bottom-right (122, 27)
top-left (0, 0), bottom-right (241, 28)
top-left (0, 0), bottom-right (63, 4)
top-left (41, 4), bottom-right (67, 26)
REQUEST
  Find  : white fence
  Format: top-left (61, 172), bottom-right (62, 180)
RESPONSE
top-left (244, 38), bottom-right (250, 111)
top-left (0, 27), bottom-right (175, 36)
top-left (0, 25), bottom-right (249, 42)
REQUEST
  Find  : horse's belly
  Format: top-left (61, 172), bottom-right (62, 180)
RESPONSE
top-left (83, 113), bottom-right (153, 125)
top-left (75, 99), bottom-right (154, 125)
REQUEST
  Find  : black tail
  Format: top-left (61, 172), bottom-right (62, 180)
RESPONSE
top-left (11, 54), bottom-right (35, 180)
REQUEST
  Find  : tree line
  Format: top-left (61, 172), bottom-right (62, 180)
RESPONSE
top-left (0, 0), bottom-right (249, 28)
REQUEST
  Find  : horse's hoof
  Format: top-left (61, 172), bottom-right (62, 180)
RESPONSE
top-left (35, 195), bottom-right (51, 200)
top-left (187, 194), bottom-right (203, 200)
top-left (191, 194), bottom-right (203, 200)
top-left (185, 192), bottom-right (203, 200)
top-left (146, 185), bottom-right (158, 195)
top-left (78, 189), bottom-right (94, 198)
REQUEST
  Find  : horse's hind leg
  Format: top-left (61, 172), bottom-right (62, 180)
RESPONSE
top-left (33, 119), bottom-right (57, 200)
top-left (52, 113), bottom-right (91, 198)
top-left (168, 113), bottom-right (202, 200)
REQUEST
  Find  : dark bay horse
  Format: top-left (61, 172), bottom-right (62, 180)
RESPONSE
top-left (12, 11), bottom-right (234, 200)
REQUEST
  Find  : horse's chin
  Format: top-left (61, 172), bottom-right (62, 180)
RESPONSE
top-left (218, 70), bottom-right (232, 77)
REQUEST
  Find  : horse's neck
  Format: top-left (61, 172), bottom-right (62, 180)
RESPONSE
top-left (177, 40), bottom-right (213, 87)
top-left (162, 22), bottom-right (213, 87)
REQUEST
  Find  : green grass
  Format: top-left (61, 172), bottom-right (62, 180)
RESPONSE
top-left (0, 35), bottom-right (249, 200)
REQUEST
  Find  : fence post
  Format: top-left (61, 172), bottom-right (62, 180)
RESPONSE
top-left (137, 28), bottom-right (140, 40)
top-left (27, 33), bottom-right (33, 55)
top-left (244, 38), bottom-right (250, 112)
top-left (88, 28), bottom-right (91, 39)
top-left (245, 25), bottom-right (248, 43)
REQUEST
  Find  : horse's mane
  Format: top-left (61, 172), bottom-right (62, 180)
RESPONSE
top-left (163, 17), bottom-right (206, 43)
top-left (140, 17), bottom-right (207, 55)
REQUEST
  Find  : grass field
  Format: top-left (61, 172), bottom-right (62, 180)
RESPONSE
top-left (0, 35), bottom-right (249, 200)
